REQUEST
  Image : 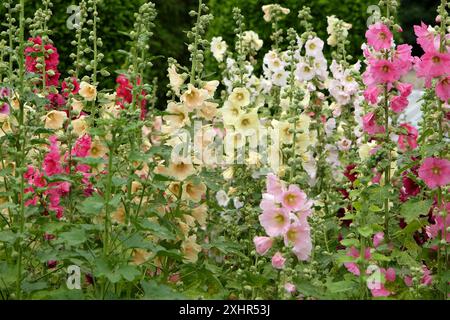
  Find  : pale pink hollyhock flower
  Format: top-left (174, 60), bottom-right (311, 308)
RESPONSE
top-left (344, 246), bottom-right (371, 276)
top-left (370, 59), bottom-right (400, 84)
top-left (260, 193), bottom-right (277, 211)
top-left (253, 236), bottom-right (273, 255)
top-left (436, 76), bottom-right (450, 102)
top-left (418, 157), bottom-right (450, 189)
top-left (259, 205), bottom-right (290, 237)
top-left (284, 222), bottom-right (312, 261)
top-left (271, 252), bottom-right (286, 269)
top-left (281, 185), bottom-right (307, 212)
top-left (398, 123), bottom-right (418, 151)
top-left (373, 232), bottom-right (384, 248)
top-left (365, 22), bottom-right (393, 51)
top-left (266, 173), bottom-right (284, 199)
top-left (404, 275), bottom-right (413, 287)
top-left (390, 95), bottom-right (409, 113)
top-left (362, 112), bottom-right (385, 135)
top-left (284, 282), bottom-right (296, 294)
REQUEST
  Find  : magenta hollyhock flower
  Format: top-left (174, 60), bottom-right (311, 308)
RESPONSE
top-left (271, 252), bottom-right (286, 269)
top-left (280, 185), bottom-right (307, 212)
top-left (344, 246), bottom-right (371, 276)
top-left (436, 76), bottom-right (450, 102)
top-left (370, 285), bottom-right (391, 297)
top-left (418, 157), bottom-right (450, 189)
top-left (398, 123), bottom-right (418, 151)
top-left (362, 112), bottom-right (385, 135)
top-left (0, 103), bottom-right (9, 115)
top-left (43, 136), bottom-right (63, 176)
top-left (370, 59), bottom-right (400, 84)
top-left (258, 205), bottom-right (290, 237)
top-left (72, 134), bottom-right (92, 158)
top-left (390, 95), bottom-right (409, 113)
top-left (365, 22), bottom-right (393, 51)
top-left (61, 77), bottom-right (80, 97)
top-left (253, 236), bottom-right (273, 255)
top-left (373, 232), bottom-right (384, 248)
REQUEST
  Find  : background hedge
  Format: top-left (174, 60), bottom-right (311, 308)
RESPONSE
top-left (0, 0), bottom-right (440, 108)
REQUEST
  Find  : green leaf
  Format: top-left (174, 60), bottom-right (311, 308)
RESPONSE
top-left (141, 280), bottom-right (185, 300)
top-left (21, 281), bottom-right (48, 293)
top-left (118, 265), bottom-right (140, 282)
top-left (357, 225), bottom-right (373, 238)
top-left (340, 238), bottom-right (359, 247)
top-left (0, 230), bottom-right (18, 244)
top-left (59, 229), bottom-right (87, 246)
top-left (400, 199), bottom-right (433, 224)
top-left (138, 219), bottom-right (175, 240)
top-left (79, 194), bottom-right (104, 215)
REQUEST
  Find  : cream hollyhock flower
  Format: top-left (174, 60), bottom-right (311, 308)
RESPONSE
top-left (132, 249), bottom-right (151, 265)
top-left (359, 141), bottom-right (378, 161)
top-left (197, 101), bottom-right (218, 121)
top-left (241, 31), bottom-right (264, 51)
top-left (228, 87), bottom-right (250, 107)
top-left (89, 138), bottom-right (108, 158)
top-left (72, 116), bottom-right (88, 136)
top-left (111, 205), bottom-right (126, 224)
top-left (44, 110), bottom-right (67, 130)
top-left (210, 37), bottom-right (227, 62)
top-left (262, 4), bottom-right (290, 22)
top-left (181, 84), bottom-right (209, 110)
top-left (71, 99), bottom-right (84, 115)
top-left (191, 203), bottom-right (208, 229)
top-left (181, 235), bottom-right (202, 264)
top-left (182, 181), bottom-right (206, 203)
top-left (272, 120), bottom-right (293, 144)
top-left (167, 158), bottom-right (196, 181)
top-left (163, 102), bottom-right (190, 128)
top-left (168, 64), bottom-right (185, 95)
top-left (297, 113), bottom-right (312, 133)
top-left (221, 101), bottom-right (242, 126)
top-left (79, 81), bottom-right (97, 101)
top-left (235, 109), bottom-right (259, 134)
top-left (203, 80), bottom-right (220, 98)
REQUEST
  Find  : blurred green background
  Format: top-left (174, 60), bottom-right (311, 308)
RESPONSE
top-left (0, 0), bottom-right (439, 107)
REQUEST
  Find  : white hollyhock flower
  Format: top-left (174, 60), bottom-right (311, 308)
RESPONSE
top-left (216, 190), bottom-right (230, 207)
top-left (211, 37), bottom-right (228, 62)
top-left (271, 70), bottom-right (288, 87)
top-left (295, 62), bottom-right (315, 81)
top-left (233, 197), bottom-right (244, 209)
top-left (305, 37), bottom-right (324, 57)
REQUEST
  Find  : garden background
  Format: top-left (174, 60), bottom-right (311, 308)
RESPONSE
top-left (0, 0), bottom-right (439, 106)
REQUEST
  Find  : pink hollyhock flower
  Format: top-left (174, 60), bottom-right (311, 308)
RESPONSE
top-left (398, 123), bottom-right (418, 151)
top-left (363, 86), bottom-right (380, 104)
top-left (404, 275), bottom-right (413, 287)
top-left (390, 95), bottom-right (409, 113)
top-left (72, 134), bottom-right (92, 158)
top-left (0, 102), bottom-right (9, 115)
top-left (284, 283), bottom-right (296, 294)
top-left (61, 77), bottom-right (80, 97)
top-left (370, 59), bottom-right (400, 84)
top-left (383, 267), bottom-right (396, 282)
top-left (281, 185), bottom-right (308, 212)
top-left (373, 232), bottom-right (384, 248)
top-left (436, 76), bottom-right (450, 102)
top-left (393, 44), bottom-right (414, 76)
top-left (344, 246), bottom-right (371, 276)
top-left (116, 74), bottom-right (148, 120)
top-left (271, 252), bottom-right (286, 269)
top-left (260, 193), bottom-right (277, 211)
top-left (43, 136), bottom-right (63, 176)
top-left (400, 174), bottom-right (421, 202)
top-left (266, 173), bottom-right (284, 199)
top-left (253, 236), bottom-right (273, 255)
top-left (421, 266), bottom-right (433, 285)
top-left (365, 22), bottom-right (393, 51)
top-left (414, 22), bottom-right (441, 52)
top-left (258, 205), bottom-right (290, 237)
top-left (371, 285), bottom-right (391, 297)
top-left (426, 203), bottom-right (450, 243)
top-left (396, 82), bottom-right (413, 97)
top-left (415, 51), bottom-right (450, 86)
top-left (284, 222), bottom-right (312, 261)
top-left (362, 112), bottom-right (385, 135)
top-left (418, 157), bottom-right (450, 189)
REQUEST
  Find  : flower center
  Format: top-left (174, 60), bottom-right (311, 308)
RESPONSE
top-left (432, 56), bottom-right (441, 64)
top-left (379, 32), bottom-right (386, 40)
top-left (382, 65), bottom-right (390, 73)
top-left (432, 166), bottom-right (441, 175)
top-left (285, 193), bottom-right (297, 205)
top-left (274, 211), bottom-right (285, 224)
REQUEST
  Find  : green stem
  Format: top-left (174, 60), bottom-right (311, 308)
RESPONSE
top-left (189, 0), bottom-right (203, 84)
top-left (383, 84), bottom-right (391, 240)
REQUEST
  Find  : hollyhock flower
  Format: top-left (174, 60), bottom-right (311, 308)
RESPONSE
top-left (271, 252), bottom-right (286, 269)
top-left (398, 123), bottom-right (418, 151)
top-left (281, 185), bottom-right (307, 212)
top-left (43, 136), bottom-right (63, 176)
top-left (414, 22), bottom-right (440, 52)
top-left (79, 81), bottom-right (97, 101)
top-left (370, 59), bottom-right (400, 84)
top-left (266, 173), bottom-right (284, 199)
top-left (216, 190), bottom-right (230, 207)
top-left (344, 246), bottom-right (371, 276)
top-left (44, 110), bottom-right (67, 130)
top-left (210, 36), bottom-right (227, 62)
top-left (373, 232), bottom-right (384, 248)
top-left (46, 93), bottom-right (66, 110)
top-left (421, 266), bottom-right (433, 285)
top-left (400, 174), bottom-right (421, 202)
top-left (284, 283), bottom-right (296, 294)
top-left (370, 285), bottom-right (391, 297)
top-left (25, 37), bottom-right (59, 72)
top-left (393, 44), bottom-right (414, 76)
top-left (61, 77), bottom-right (80, 97)
top-left (363, 86), bottom-right (379, 104)
top-left (396, 82), bottom-right (413, 98)
top-left (362, 112), bottom-right (385, 135)
top-left (72, 134), bottom-right (92, 158)
top-left (344, 164), bottom-right (358, 183)
top-left (253, 236), bottom-right (273, 255)
top-left (365, 22), bottom-right (393, 51)
top-left (426, 203), bottom-right (450, 243)
top-left (415, 51), bottom-right (450, 86)
top-left (181, 84), bottom-right (209, 110)
top-left (284, 222), bottom-right (311, 255)
top-left (228, 87), bottom-right (250, 107)
top-left (418, 157), bottom-right (450, 189)
top-left (436, 76), bottom-right (450, 102)
top-left (259, 205), bottom-right (290, 237)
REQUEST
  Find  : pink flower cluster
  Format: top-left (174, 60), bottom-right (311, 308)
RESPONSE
top-left (116, 74), bottom-right (148, 120)
top-left (25, 37), bottom-right (60, 87)
top-left (253, 174), bottom-right (313, 267)
top-left (414, 22), bottom-right (450, 102)
top-left (24, 134), bottom-right (95, 219)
